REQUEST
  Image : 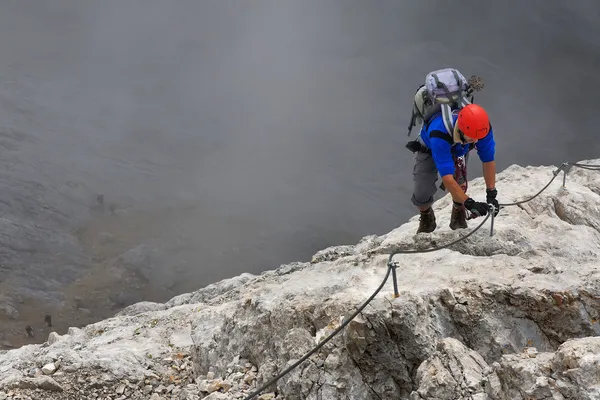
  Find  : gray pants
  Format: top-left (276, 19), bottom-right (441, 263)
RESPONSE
top-left (411, 150), bottom-right (470, 208)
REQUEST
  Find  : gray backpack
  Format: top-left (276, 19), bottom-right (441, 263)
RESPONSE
top-left (407, 68), bottom-right (484, 136)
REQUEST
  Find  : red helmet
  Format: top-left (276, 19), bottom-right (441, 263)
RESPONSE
top-left (457, 104), bottom-right (490, 140)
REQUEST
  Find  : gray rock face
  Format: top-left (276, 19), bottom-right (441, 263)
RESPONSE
top-left (412, 336), bottom-right (600, 400)
top-left (0, 297), bottom-right (19, 320)
top-left (0, 160), bottom-right (600, 400)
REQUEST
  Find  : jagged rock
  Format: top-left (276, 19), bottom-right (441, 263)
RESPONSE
top-left (410, 336), bottom-right (600, 400)
top-left (0, 298), bottom-right (19, 320)
top-left (115, 383), bottom-right (126, 394)
top-left (178, 384), bottom-right (201, 400)
top-left (8, 376), bottom-right (63, 392)
top-left (41, 362), bottom-right (57, 375)
top-left (311, 234), bottom-right (382, 264)
top-left (493, 336), bottom-right (600, 399)
top-left (411, 338), bottom-right (491, 399)
top-left (203, 392), bottom-right (231, 400)
top-left (116, 301), bottom-right (167, 317)
top-left (311, 244), bottom-right (355, 263)
top-left (198, 378), bottom-right (230, 393)
top-left (0, 160), bottom-right (599, 399)
top-left (47, 332), bottom-right (62, 345)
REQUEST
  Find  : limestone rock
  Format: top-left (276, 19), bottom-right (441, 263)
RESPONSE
top-left (493, 336), bottom-right (600, 399)
top-left (411, 338), bottom-right (496, 399)
top-left (8, 376), bottom-right (63, 392)
top-left (41, 362), bottom-right (57, 375)
top-left (0, 160), bottom-right (599, 399)
top-left (116, 301), bottom-right (167, 317)
top-left (203, 393), bottom-right (230, 400)
top-left (47, 332), bottom-right (62, 345)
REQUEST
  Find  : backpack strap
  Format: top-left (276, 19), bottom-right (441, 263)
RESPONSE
top-left (441, 104), bottom-right (454, 136)
top-left (440, 93), bottom-right (472, 135)
top-left (441, 101), bottom-right (473, 135)
top-left (429, 130), bottom-right (454, 146)
top-left (430, 130), bottom-right (476, 153)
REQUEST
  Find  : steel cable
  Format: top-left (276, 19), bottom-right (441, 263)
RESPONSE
top-left (242, 264), bottom-right (392, 400)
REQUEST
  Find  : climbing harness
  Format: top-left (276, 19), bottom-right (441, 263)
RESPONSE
top-left (242, 160), bottom-right (600, 400)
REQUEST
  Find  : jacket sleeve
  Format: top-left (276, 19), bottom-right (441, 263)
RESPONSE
top-left (475, 127), bottom-right (495, 162)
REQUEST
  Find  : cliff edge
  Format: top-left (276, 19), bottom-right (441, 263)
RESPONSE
top-left (1, 159), bottom-right (600, 400)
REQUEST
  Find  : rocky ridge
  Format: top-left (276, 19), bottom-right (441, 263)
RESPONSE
top-left (1, 159), bottom-right (600, 399)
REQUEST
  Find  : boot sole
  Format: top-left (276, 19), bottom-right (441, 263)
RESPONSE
top-left (449, 224), bottom-right (468, 230)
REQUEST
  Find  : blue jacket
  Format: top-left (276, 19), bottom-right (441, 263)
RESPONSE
top-left (419, 112), bottom-right (495, 177)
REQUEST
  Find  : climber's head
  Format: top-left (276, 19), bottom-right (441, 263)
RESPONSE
top-left (454, 104), bottom-right (490, 143)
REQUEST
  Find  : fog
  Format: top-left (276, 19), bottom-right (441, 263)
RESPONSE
top-left (1, 0), bottom-right (599, 314)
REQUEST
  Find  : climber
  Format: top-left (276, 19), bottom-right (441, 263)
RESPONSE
top-left (411, 103), bottom-right (500, 234)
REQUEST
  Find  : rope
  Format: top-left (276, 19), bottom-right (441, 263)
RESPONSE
top-left (499, 162), bottom-right (599, 206)
top-left (497, 167), bottom-right (563, 207)
top-left (242, 264), bottom-right (393, 400)
top-left (387, 210), bottom-right (492, 264)
top-left (570, 163), bottom-right (600, 171)
top-left (571, 162), bottom-right (600, 168)
top-left (242, 160), bottom-right (600, 399)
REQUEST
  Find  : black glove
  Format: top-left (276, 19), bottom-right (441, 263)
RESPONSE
top-left (486, 188), bottom-right (500, 216)
top-left (464, 198), bottom-right (489, 217)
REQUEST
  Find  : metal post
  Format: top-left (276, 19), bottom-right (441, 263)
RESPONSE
top-left (390, 263), bottom-right (400, 298)
top-left (561, 163), bottom-right (572, 188)
top-left (490, 207), bottom-right (495, 237)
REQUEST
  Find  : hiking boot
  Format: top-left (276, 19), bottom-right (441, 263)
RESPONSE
top-left (417, 207), bottom-right (436, 234)
top-left (450, 202), bottom-right (468, 230)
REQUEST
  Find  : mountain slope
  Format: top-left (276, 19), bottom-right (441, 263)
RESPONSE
top-left (1, 159), bottom-right (599, 400)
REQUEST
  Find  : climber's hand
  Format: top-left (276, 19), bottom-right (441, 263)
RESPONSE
top-left (486, 188), bottom-right (500, 217)
top-left (464, 198), bottom-right (489, 218)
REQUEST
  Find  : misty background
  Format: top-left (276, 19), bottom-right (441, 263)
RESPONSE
top-left (0, 0), bottom-right (599, 345)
